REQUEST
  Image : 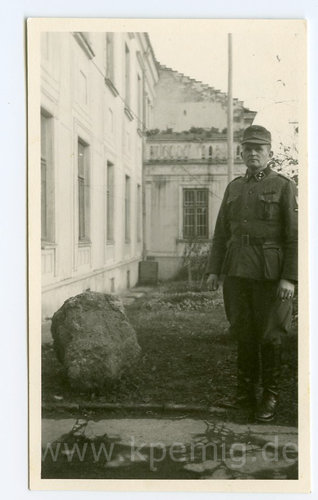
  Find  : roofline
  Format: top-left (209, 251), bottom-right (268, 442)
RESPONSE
top-left (156, 62), bottom-right (256, 114)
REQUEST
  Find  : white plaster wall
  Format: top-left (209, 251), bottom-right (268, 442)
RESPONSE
top-left (41, 32), bottom-right (157, 319)
top-left (42, 259), bottom-right (140, 319)
top-left (144, 162), bottom-right (246, 280)
top-left (153, 67), bottom-right (251, 133)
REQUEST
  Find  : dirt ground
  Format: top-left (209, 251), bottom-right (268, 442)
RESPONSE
top-left (42, 281), bottom-right (298, 426)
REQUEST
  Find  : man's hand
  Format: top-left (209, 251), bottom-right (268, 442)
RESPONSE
top-left (277, 279), bottom-right (295, 301)
top-left (207, 274), bottom-right (219, 291)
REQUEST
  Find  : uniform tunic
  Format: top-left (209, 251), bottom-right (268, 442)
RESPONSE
top-left (206, 165), bottom-right (298, 282)
top-left (206, 165), bottom-right (298, 345)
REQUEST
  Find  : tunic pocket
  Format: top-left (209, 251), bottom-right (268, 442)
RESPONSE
top-left (257, 193), bottom-right (280, 220)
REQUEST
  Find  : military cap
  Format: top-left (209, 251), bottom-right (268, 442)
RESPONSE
top-left (241, 125), bottom-right (271, 145)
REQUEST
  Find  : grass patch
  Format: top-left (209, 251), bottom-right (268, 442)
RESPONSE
top-left (42, 282), bottom-right (297, 426)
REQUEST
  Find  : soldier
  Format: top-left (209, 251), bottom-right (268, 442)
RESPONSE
top-left (206, 125), bottom-right (298, 422)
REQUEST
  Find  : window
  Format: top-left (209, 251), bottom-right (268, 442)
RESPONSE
top-left (137, 184), bottom-right (142, 242)
top-left (125, 43), bottom-right (130, 106)
top-left (106, 162), bottom-right (114, 242)
top-left (209, 145), bottom-right (213, 158)
top-left (183, 189), bottom-right (208, 239)
top-left (78, 139), bottom-right (90, 241)
top-left (41, 111), bottom-right (54, 242)
top-left (106, 33), bottom-right (114, 82)
top-left (125, 175), bottom-right (131, 242)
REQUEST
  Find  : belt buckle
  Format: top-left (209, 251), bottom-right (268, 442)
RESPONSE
top-left (241, 234), bottom-right (250, 246)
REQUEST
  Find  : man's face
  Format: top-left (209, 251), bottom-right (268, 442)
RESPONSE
top-left (241, 143), bottom-right (273, 171)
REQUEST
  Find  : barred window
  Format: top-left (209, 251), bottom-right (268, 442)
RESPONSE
top-left (183, 189), bottom-right (208, 239)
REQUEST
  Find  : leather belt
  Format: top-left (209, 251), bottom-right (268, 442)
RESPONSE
top-left (230, 235), bottom-right (282, 247)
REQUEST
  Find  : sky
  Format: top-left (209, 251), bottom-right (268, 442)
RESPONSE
top-left (147, 22), bottom-right (305, 149)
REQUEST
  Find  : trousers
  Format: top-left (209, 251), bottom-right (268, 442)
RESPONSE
top-left (223, 276), bottom-right (293, 346)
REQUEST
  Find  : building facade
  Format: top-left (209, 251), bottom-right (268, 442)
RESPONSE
top-left (41, 32), bottom-right (158, 318)
top-left (144, 66), bottom-right (256, 279)
top-left (153, 65), bottom-right (255, 133)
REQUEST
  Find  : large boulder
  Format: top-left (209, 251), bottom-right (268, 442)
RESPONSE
top-left (51, 291), bottom-right (141, 391)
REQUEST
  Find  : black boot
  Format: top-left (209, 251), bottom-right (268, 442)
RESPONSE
top-left (235, 371), bottom-right (257, 409)
top-left (234, 341), bottom-right (259, 409)
top-left (255, 344), bottom-right (281, 422)
top-left (218, 342), bottom-right (258, 409)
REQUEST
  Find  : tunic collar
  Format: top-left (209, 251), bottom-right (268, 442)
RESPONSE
top-left (245, 164), bottom-right (272, 182)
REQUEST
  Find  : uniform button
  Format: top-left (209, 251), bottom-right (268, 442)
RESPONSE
top-left (245, 205), bottom-right (249, 209)
top-left (243, 219), bottom-right (248, 223)
top-left (248, 190), bottom-right (254, 195)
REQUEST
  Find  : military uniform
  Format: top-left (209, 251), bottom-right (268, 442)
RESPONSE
top-left (206, 126), bottom-right (298, 421)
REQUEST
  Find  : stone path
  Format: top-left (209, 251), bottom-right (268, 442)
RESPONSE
top-left (42, 417), bottom-right (298, 479)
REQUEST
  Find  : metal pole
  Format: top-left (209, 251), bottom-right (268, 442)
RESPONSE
top-left (227, 33), bottom-right (234, 183)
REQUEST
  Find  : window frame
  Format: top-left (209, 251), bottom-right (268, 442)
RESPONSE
top-left (77, 138), bottom-right (90, 244)
top-left (125, 174), bottom-right (131, 243)
top-left (182, 188), bottom-right (209, 240)
top-left (106, 161), bottom-right (115, 244)
top-left (41, 109), bottom-right (55, 244)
